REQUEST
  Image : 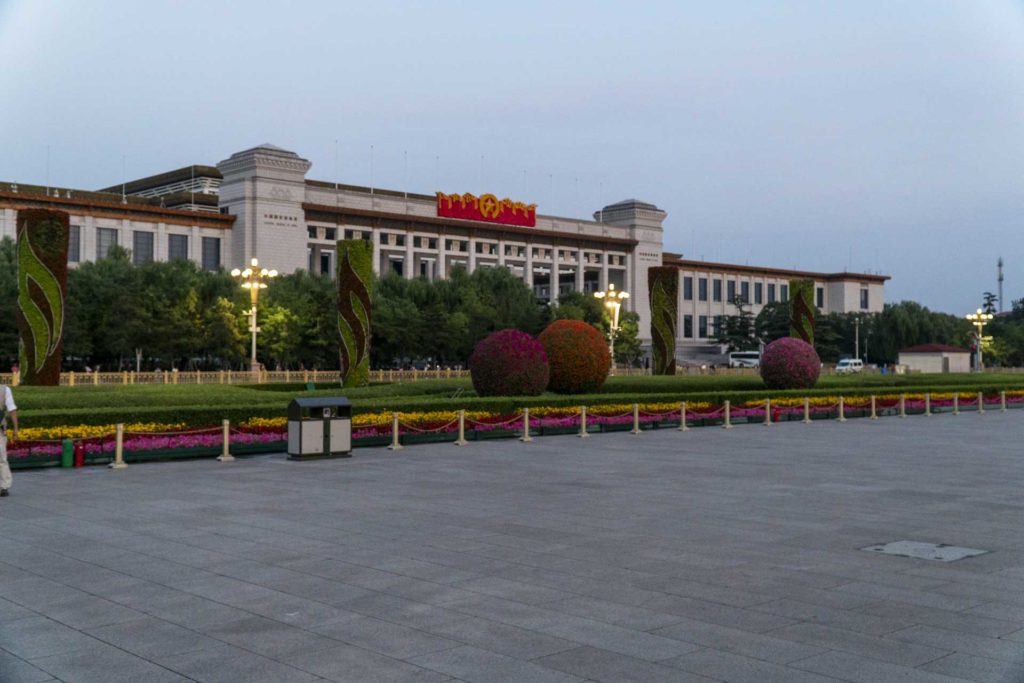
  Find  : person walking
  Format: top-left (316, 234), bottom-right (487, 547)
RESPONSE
top-left (1, 383), bottom-right (18, 497)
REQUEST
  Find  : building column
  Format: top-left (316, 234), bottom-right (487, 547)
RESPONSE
top-left (437, 238), bottom-right (447, 279)
top-left (498, 239), bottom-right (506, 268)
top-left (405, 233), bottom-right (414, 279)
top-left (601, 252), bottom-right (610, 291)
top-left (371, 228), bottom-right (381, 275)
top-left (525, 243), bottom-right (534, 286)
top-left (575, 248), bottom-right (585, 293)
top-left (468, 237), bottom-right (477, 272)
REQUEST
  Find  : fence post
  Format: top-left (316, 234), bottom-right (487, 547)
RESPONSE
top-left (803, 397), bottom-right (811, 424)
top-left (838, 396), bottom-right (846, 423)
top-left (763, 398), bottom-right (772, 426)
top-left (1001, 390), bottom-right (1007, 412)
top-left (678, 401), bottom-right (688, 432)
top-left (924, 393), bottom-right (931, 417)
top-left (218, 419), bottom-right (235, 462)
top-left (953, 394), bottom-right (959, 415)
top-left (631, 403), bottom-right (641, 434)
top-left (388, 412), bottom-right (403, 450)
top-left (69, 371), bottom-right (75, 387)
top-left (978, 391), bottom-right (985, 414)
top-left (578, 406), bottom-right (590, 438)
top-left (870, 395), bottom-right (877, 420)
top-left (110, 424), bottom-right (127, 470)
top-left (196, 371), bottom-right (202, 385)
top-left (455, 410), bottom-right (468, 446)
top-left (722, 400), bottom-right (733, 429)
top-left (519, 408), bottom-right (533, 443)
top-left (93, 371), bottom-right (99, 385)
top-left (122, 371), bottom-right (128, 385)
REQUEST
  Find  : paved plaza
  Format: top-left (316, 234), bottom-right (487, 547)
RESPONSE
top-left (2, 413), bottom-right (1024, 682)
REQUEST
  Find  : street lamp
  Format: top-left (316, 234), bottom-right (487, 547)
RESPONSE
top-left (231, 258), bottom-right (278, 373)
top-left (965, 308), bottom-right (993, 372)
top-left (594, 283), bottom-right (629, 375)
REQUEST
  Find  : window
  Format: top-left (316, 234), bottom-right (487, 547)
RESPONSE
top-left (727, 280), bottom-right (736, 302)
top-left (740, 281), bottom-right (750, 303)
top-left (201, 237), bottom-right (221, 271)
top-left (816, 287), bottom-right (824, 308)
top-left (768, 283), bottom-right (776, 303)
top-left (132, 231), bottom-right (154, 265)
top-left (320, 251), bottom-right (332, 276)
top-left (325, 228), bottom-right (337, 241)
top-left (781, 284), bottom-right (789, 302)
top-left (68, 225), bottom-right (81, 263)
top-left (168, 234), bottom-right (189, 261)
top-left (860, 288), bottom-right (869, 310)
top-left (307, 226), bottom-right (318, 239)
top-left (96, 228), bottom-right (118, 260)
top-left (754, 282), bottom-right (763, 304)
top-left (713, 279), bottom-right (722, 302)
top-left (698, 277), bottom-right (708, 302)
top-left (683, 314), bottom-right (693, 338)
top-left (395, 234), bottom-right (405, 247)
top-left (698, 315), bottom-right (708, 338)
top-left (683, 276), bottom-right (693, 301)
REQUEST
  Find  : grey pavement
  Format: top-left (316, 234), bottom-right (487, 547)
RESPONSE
top-left (1, 412), bottom-right (1024, 681)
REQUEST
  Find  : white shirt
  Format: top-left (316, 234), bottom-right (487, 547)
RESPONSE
top-left (2, 386), bottom-right (15, 413)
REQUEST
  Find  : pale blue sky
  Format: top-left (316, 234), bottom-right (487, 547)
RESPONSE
top-left (2, 1), bottom-right (1023, 314)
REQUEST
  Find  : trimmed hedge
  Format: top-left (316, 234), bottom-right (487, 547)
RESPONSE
top-left (539, 320), bottom-right (609, 394)
top-left (469, 329), bottom-right (549, 396)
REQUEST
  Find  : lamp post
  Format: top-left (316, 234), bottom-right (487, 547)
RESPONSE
top-left (594, 283), bottom-right (629, 375)
top-left (965, 308), bottom-right (993, 372)
top-left (231, 258), bottom-right (278, 374)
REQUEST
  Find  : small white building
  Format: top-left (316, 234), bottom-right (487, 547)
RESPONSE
top-left (898, 344), bottom-right (971, 374)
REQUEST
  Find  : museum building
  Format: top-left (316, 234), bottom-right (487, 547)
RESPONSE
top-left (0, 143), bottom-right (888, 359)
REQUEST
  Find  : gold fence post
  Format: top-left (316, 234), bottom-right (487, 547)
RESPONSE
top-left (870, 395), bottom-right (877, 419)
top-left (631, 403), bottom-right (641, 435)
top-left (978, 391), bottom-right (985, 414)
top-left (763, 398), bottom-right (772, 426)
top-left (1001, 390), bottom-right (1007, 412)
top-left (723, 400), bottom-right (733, 429)
top-left (69, 371), bottom-right (75, 387)
top-left (455, 410), bottom-right (468, 446)
top-left (388, 412), bottom-right (403, 451)
top-left (110, 424), bottom-right (127, 470)
top-left (678, 401), bottom-right (688, 432)
top-left (838, 396), bottom-right (846, 423)
top-left (218, 419), bottom-right (235, 462)
top-left (578, 406), bottom-right (590, 438)
top-left (899, 394), bottom-right (906, 418)
top-left (520, 408), bottom-right (533, 443)
top-left (803, 397), bottom-right (811, 424)
top-left (924, 393), bottom-right (931, 417)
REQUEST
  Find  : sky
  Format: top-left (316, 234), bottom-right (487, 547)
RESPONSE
top-left (1, 1), bottom-right (1023, 315)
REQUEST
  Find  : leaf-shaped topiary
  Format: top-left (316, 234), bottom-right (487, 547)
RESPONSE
top-left (760, 337), bottom-right (821, 390)
top-left (538, 319), bottom-right (610, 394)
top-left (469, 329), bottom-right (550, 397)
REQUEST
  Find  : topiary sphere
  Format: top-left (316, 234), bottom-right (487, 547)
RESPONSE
top-left (470, 329), bottom-right (550, 397)
top-left (538, 319), bottom-right (610, 394)
top-left (760, 337), bottom-right (821, 390)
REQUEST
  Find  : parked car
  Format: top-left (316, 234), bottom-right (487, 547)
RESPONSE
top-left (835, 358), bottom-right (864, 374)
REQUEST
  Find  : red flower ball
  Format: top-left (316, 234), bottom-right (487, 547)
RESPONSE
top-left (538, 319), bottom-right (610, 394)
top-left (470, 329), bottom-right (550, 397)
top-left (760, 337), bottom-right (821, 390)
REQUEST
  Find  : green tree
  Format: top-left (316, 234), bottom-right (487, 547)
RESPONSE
top-left (982, 291), bottom-right (998, 315)
top-left (0, 238), bottom-right (18, 369)
top-left (716, 297), bottom-right (758, 351)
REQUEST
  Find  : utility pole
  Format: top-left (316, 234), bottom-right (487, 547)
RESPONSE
top-left (998, 257), bottom-right (1004, 313)
top-left (854, 316), bottom-right (860, 361)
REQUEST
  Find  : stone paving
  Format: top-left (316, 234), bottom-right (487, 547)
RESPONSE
top-left (2, 412), bottom-right (1024, 682)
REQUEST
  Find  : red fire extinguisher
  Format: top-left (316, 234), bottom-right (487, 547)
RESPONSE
top-left (73, 441), bottom-right (85, 468)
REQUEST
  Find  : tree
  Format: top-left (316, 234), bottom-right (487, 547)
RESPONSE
top-left (0, 238), bottom-right (18, 369)
top-left (982, 292), bottom-right (998, 315)
top-left (611, 311), bottom-right (643, 366)
top-left (716, 297), bottom-right (758, 351)
top-left (754, 301), bottom-right (790, 345)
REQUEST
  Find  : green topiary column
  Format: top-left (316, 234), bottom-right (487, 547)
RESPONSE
top-left (789, 279), bottom-right (815, 346)
top-left (336, 239), bottom-right (373, 387)
top-left (647, 266), bottom-right (678, 375)
top-left (16, 209), bottom-right (70, 386)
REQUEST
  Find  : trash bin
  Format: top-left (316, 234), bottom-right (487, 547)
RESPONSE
top-left (287, 396), bottom-right (352, 460)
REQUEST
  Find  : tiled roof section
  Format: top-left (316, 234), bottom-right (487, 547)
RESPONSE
top-left (662, 256), bottom-right (890, 283)
top-left (899, 343), bottom-right (970, 354)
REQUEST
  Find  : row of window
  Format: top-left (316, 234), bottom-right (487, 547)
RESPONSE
top-left (683, 276), bottom-right (789, 305)
top-left (68, 226), bottom-right (221, 271)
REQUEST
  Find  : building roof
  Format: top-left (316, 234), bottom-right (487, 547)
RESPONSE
top-left (661, 256), bottom-right (890, 283)
top-left (98, 165), bottom-right (221, 195)
top-left (898, 343), bottom-right (970, 354)
top-left (601, 198), bottom-right (661, 212)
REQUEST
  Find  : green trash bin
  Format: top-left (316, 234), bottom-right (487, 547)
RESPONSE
top-left (61, 439), bottom-right (74, 468)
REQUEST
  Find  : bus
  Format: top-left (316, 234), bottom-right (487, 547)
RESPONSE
top-left (728, 351), bottom-right (761, 368)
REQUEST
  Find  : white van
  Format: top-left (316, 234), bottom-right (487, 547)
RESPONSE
top-left (835, 358), bottom-right (864, 374)
top-left (728, 351), bottom-right (761, 368)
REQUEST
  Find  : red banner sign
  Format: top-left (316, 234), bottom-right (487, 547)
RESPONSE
top-left (436, 192), bottom-right (537, 227)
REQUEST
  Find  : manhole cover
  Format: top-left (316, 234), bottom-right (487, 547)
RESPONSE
top-left (861, 541), bottom-right (988, 562)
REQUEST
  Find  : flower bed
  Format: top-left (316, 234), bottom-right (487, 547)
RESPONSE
top-left (8, 391), bottom-right (1024, 468)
